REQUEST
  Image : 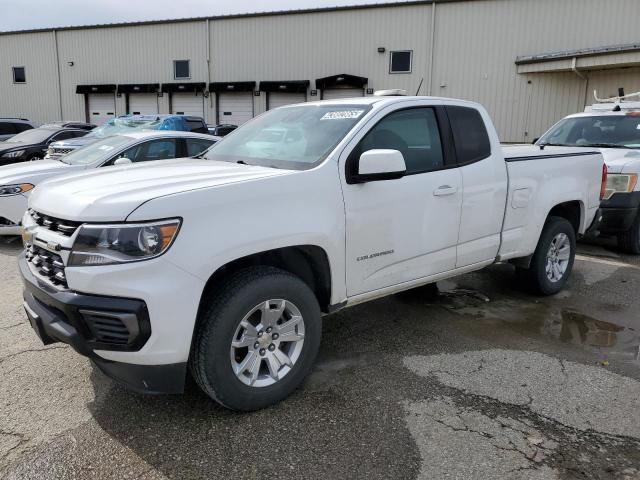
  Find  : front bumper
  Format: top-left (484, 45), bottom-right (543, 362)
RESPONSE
top-left (599, 191), bottom-right (640, 234)
top-left (19, 254), bottom-right (186, 394)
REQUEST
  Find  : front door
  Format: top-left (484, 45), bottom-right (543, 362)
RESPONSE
top-left (341, 106), bottom-right (462, 297)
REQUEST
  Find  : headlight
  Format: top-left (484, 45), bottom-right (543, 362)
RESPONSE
top-left (47, 147), bottom-right (54, 156)
top-left (604, 174), bottom-right (638, 200)
top-left (68, 219), bottom-right (181, 266)
top-left (0, 183), bottom-right (34, 196)
top-left (2, 150), bottom-right (25, 158)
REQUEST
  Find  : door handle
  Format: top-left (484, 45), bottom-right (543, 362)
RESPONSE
top-left (433, 185), bottom-right (458, 196)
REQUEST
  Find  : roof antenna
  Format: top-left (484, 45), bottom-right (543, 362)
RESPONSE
top-left (415, 77), bottom-right (424, 96)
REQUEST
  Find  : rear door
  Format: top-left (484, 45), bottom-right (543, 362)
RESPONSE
top-left (447, 105), bottom-right (507, 267)
top-left (341, 104), bottom-right (463, 296)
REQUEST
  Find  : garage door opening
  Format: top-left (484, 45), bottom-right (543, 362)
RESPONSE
top-left (260, 80), bottom-right (310, 110)
top-left (210, 81), bottom-right (256, 125)
top-left (315, 73), bottom-right (368, 100)
top-left (118, 83), bottom-right (160, 115)
top-left (76, 84), bottom-right (117, 125)
top-left (162, 82), bottom-right (207, 119)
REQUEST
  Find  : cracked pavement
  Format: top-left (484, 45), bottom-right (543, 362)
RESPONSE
top-left (1, 237), bottom-right (640, 479)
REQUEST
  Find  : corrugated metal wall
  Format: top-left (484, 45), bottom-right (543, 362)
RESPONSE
top-left (1, 0), bottom-right (639, 140)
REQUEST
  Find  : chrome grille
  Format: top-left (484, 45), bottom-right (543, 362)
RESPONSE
top-left (51, 147), bottom-right (74, 156)
top-left (28, 209), bottom-right (80, 237)
top-left (25, 244), bottom-right (67, 288)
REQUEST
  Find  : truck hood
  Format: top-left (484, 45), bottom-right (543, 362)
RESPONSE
top-left (0, 160), bottom-right (78, 185)
top-left (598, 148), bottom-right (640, 174)
top-left (29, 158), bottom-right (294, 222)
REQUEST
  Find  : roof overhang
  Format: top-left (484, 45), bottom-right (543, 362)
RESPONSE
top-left (76, 84), bottom-right (117, 94)
top-left (516, 43), bottom-right (640, 74)
top-left (117, 83), bottom-right (160, 94)
top-left (161, 82), bottom-right (206, 93)
top-left (315, 74), bottom-right (368, 90)
top-left (259, 80), bottom-right (310, 93)
top-left (209, 81), bottom-right (256, 92)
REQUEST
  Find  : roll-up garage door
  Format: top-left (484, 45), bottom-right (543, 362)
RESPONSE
top-left (268, 92), bottom-right (306, 110)
top-left (172, 92), bottom-right (205, 117)
top-left (129, 94), bottom-right (158, 115)
top-left (322, 88), bottom-right (364, 100)
top-left (218, 92), bottom-right (254, 125)
top-left (88, 94), bottom-right (116, 125)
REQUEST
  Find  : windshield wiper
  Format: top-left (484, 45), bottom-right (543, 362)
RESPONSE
top-left (579, 143), bottom-right (633, 149)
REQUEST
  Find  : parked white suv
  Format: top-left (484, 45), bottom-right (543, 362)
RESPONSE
top-left (0, 131), bottom-right (217, 235)
top-left (537, 98), bottom-right (640, 252)
top-left (19, 96), bottom-right (604, 410)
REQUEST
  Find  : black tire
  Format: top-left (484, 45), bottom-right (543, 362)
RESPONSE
top-left (189, 266), bottom-right (321, 411)
top-left (516, 216), bottom-right (576, 296)
top-left (617, 211), bottom-right (640, 254)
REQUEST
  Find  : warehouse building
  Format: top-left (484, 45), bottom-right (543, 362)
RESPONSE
top-left (1, 0), bottom-right (639, 142)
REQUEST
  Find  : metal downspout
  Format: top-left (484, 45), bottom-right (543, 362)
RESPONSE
top-left (427, 0), bottom-right (437, 95)
top-left (53, 30), bottom-right (63, 120)
top-left (571, 57), bottom-right (588, 110)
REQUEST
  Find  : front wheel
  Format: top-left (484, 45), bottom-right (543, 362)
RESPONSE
top-left (617, 211), bottom-right (640, 254)
top-left (516, 216), bottom-right (576, 295)
top-left (190, 266), bottom-right (321, 411)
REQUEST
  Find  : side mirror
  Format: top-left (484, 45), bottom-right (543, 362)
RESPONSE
top-left (349, 149), bottom-right (406, 184)
top-left (531, 137), bottom-right (539, 144)
top-left (113, 157), bottom-right (132, 165)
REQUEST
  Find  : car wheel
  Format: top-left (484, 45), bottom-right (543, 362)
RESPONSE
top-left (190, 266), bottom-right (321, 411)
top-left (516, 216), bottom-right (576, 295)
top-left (617, 211), bottom-right (640, 254)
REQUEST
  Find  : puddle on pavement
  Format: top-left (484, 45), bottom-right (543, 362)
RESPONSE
top-left (542, 310), bottom-right (640, 359)
top-left (401, 279), bottom-right (640, 362)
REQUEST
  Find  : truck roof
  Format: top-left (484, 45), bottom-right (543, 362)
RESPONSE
top-left (290, 95), bottom-right (484, 110)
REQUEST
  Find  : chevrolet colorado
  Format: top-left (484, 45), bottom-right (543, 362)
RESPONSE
top-left (19, 96), bottom-right (605, 410)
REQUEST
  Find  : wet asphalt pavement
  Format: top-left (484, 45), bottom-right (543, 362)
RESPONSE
top-left (1, 237), bottom-right (640, 479)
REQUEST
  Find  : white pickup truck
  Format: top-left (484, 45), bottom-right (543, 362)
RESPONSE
top-left (19, 96), bottom-right (605, 410)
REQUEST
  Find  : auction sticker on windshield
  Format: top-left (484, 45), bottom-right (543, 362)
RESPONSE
top-left (321, 110), bottom-right (365, 120)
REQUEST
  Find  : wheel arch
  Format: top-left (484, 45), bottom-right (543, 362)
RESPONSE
top-left (547, 200), bottom-right (583, 234)
top-left (198, 245), bottom-right (333, 317)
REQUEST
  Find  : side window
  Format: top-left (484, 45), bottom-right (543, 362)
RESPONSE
top-left (186, 138), bottom-right (214, 156)
top-left (50, 131), bottom-right (77, 142)
top-left (14, 123), bottom-right (33, 133)
top-left (353, 108), bottom-right (444, 175)
top-left (138, 139), bottom-right (178, 162)
top-left (186, 118), bottom-right (207, 133)
top-left (0, 122), bottom-right (16, 135)
top-left (446, 106), bottom-right (491, 164)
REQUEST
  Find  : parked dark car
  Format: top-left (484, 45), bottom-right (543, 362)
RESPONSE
top-left (207, 123), bottom-right (238, 136)
top-left (40, 121), bottom-right (96, 131)
top-left (0, 118), bottom-right (37, 142)
top-left (0, 126), bottom-right (88, 165)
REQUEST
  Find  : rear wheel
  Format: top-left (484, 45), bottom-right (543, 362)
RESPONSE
top-left (517, 216), bottom-right (576, 295)
top-left (190, 266), bottom-right (321, 411)
top-left (617, 211), bottom-right (640, 254)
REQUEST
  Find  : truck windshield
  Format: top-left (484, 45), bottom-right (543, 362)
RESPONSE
top-left (538, 115), bottom-right (640, 149)
top-left (203, 104), bottom-right (371, 169)
top-left (59, 135), bottom-right (132, 165)
top-left (87, 118), bottom-right (157, 138)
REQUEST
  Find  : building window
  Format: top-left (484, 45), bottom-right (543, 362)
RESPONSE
top-left (174, 60), bottom-right (190, 80)
top-left (389, 51), bottom-right (412, 74)
top-left (12, 66), bottom-right (26, 83)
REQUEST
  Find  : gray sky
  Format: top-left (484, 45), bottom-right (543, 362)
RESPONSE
top-left (1, 0), bottom-right (397, 32)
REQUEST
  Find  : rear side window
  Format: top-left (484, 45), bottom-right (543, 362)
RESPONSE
top-left (353, 107), bottom-right (444, 175)
top-left (14, 123), bottom-right (33, 133)
top-left (0, 122), bottom-right (16, 135)
top-left (446, 106), bottom-right (491, 164)
top-left (186, 138), bottom-right (214, 156)
top-left (186, 118), bottom-right (207, 133)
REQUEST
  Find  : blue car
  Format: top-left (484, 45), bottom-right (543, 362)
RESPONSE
top-left (45, 114), bottom-right (209, 160)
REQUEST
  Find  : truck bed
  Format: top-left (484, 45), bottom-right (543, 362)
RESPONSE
top-left (498, 145), bottom-right (603, 261)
